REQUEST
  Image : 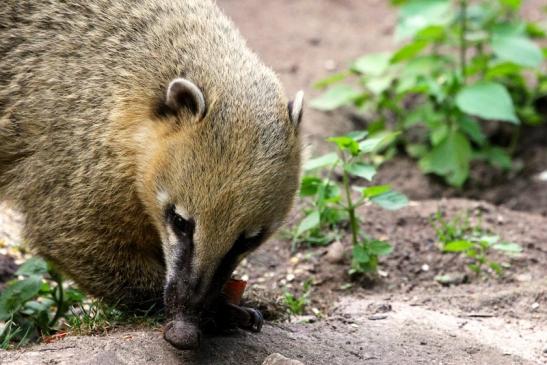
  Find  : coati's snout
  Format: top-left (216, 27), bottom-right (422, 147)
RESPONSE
top-left (138, 77), bottom-right (303, 349)
top-left (160, 205), bottom-right (267, 349)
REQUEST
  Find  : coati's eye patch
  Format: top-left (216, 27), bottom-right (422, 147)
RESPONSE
top-left (166, 205), bottom-right (195, 237)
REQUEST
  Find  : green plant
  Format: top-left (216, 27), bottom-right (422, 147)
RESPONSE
top-left (432, 211), bottom-right (522, 275)
top-left (66, 300), bottom-right (161, 336)
top-left (283, 280), bottom-right (312, 315)
top-left (296, 131), bottom-right (408, 273)
top-left (312, 0), bottom-right (546, 187)
top-left (0, 257), bottom-right (85, 348)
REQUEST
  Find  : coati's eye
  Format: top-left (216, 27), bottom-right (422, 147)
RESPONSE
top-left (167, 205), bottom-right (193, 236)
top-left (173, 213), bottom-right (190, 234)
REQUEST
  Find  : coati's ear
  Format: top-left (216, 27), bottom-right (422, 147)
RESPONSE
top-left (288, 90), bottom-right (304, 128)
top-left (165, 78), bottom-right (206, 121)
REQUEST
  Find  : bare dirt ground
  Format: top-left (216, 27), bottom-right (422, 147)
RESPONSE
top-left (1, 1), bottom-right (547, 364)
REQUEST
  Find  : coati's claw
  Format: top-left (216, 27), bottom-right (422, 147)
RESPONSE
top-left (245, 307), bottom-right (263, 332)
top-left (236, 306), bottom-right (263, 333)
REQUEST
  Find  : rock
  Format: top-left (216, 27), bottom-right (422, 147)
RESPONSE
top-left (325, 241), bottom-right (345, 264)
top-left (262, 353), bottom-right (304, 365)
top-left (434, 273), bottom-right (468, 286)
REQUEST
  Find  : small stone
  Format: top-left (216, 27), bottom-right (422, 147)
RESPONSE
top-left (378, 270), bottom-right (388, 277)
top-left (324, 59), bottom-right (337, 71)
top-left (515, 273), bottom-right (532, 282)
top-left (421, 264), bottom-right (430, 272)
top-left (262, 353), bottom-right (304, 365)
top-left (531, 302), bottom-right (540, 311)
top-left (286, 273), bottom-right (295, 282)
top-left (435, 273), bottom-right (467, 286)
top-left (325, 241), bottom-right (345, 264)
top-left (536, 170), bottom-right (547, 182)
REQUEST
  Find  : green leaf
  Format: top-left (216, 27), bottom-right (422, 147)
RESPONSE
top-left (419, 130), bottom-right (472, 187)
top-left (489, 262), bottom-right (503, 275)
top-left (300, 176), bottom-right (322, 197)
top-left (443, 240), bottom-right (474, 252)
top-left (352, 244), bottom-right (370, 263)
top-left (352, 53), bottom-right (392, 76)
top-left (15, 257), bottom-right (48, 277)
top-left (485, 147), bottom-right (512, 170)
top-left (396, 0), bottom-right (453, 40)
top-left (456, 82), bottom-right (519, 124)
top-left (371, 191), bottom-right (408, 211)
top-left (313, 71), bottom-right (349, 89)
top-left (478, 234), bottom-right (500, 246)
top-left (457, 116), bottom-right (486, 145)
top-left (492, 35), bottom-right (543, 68)
top-left (485, 62), bottom-right (523, 79)
top-left (364, 75), bottom-right (394, 95)
top-left (321, 182), bottom-right (341, 203)
top-left (296, 211), bottom-right (320, 237)
top-left (492, 242), bottom-right (523, 253)
top-left (346, 163), bottom-right (376, 181)
top-left (304, 153), bottom-right (338, 171)
top-left (498, 0), bottom-right (522, 10)
top-left (362, 185), bottom-right (392, 198)
top-left (391, 40), bottom-right (428, 63)
top-left (0, 276), bottom-right (42, 321)
top-left (359, 132), bottom-right (399, 154)
top-left (346, 130), bottom-right (369, 141)
top-left (406, 144), bottom-right (428, 158)
top-left (310, 85), bottom-right (361, 111)
top-left (327, 136), bottom-right (360, 156)
top-left (430, 125), bottom-right (449, 146)
top-left (367, 240), bottom-right (393, 256)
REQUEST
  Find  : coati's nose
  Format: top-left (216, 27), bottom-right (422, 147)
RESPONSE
top-left (163, 316), bottom-right (201, 350)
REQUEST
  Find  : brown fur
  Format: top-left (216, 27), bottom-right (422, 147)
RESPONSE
top-left (0, 0), bottom-right (301, 308)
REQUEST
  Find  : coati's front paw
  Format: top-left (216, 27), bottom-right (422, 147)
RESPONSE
top-left (201, 301), bottom-right (264, 334)
top-left (164, 317), bottom-right (201, 350)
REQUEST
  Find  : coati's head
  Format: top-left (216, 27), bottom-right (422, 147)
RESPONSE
top-left (135, 76), bottom-right (302, 344)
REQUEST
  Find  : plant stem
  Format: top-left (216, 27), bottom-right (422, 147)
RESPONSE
top-left (340, 153), bottom-right (359, 247)
top-left (459, 0), bottom-right (468, 82)
top-left (49, 277), bottom-right (64, 327)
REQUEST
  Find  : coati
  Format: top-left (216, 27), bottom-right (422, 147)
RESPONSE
top-left (0, 0), bottom-right (303, 349)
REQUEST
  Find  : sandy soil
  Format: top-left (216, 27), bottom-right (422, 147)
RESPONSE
top-left (1, 295), bottom-right (543, 364)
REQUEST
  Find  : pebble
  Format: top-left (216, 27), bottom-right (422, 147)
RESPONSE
top-left (286, 274), bottom-right (295, 282)
top-left (262, 353), bottom-right (304, 365)
top-left (421, 264), bottom-right (430, 272)
top-left (325, 241), bottom-right (345, 264)
top-left (536, 170), bottom-right (547, 181)
top-left (531, 302), bottom-right (539, 311)
top-left (324, 59), bottom-right (337, 71)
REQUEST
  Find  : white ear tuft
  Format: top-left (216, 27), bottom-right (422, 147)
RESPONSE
top-left (289, 90), bottom-right (304, 128)
top-left (165, 78), bottom-right (206, 121)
